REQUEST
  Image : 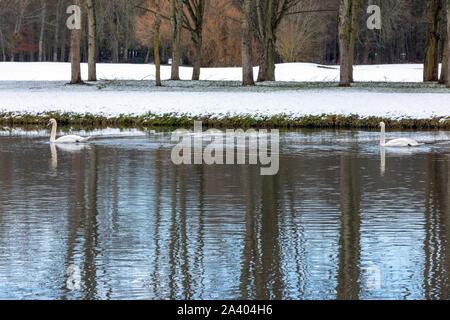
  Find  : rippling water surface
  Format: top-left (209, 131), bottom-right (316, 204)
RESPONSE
top-left (0, 128), bottom-right (449, 300)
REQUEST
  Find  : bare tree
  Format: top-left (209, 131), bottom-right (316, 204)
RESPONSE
top-left (154, 0), bottom-right (162, 86)
top-left (70, 0), bottom-right (82, 84)
top-left (255, 0), bottom-right (277, 82)
top-left (424, 0), bottom-right (442, 82)
top-left (440, 0), bottom-right (448, 84)
top-left (0, 27), bottom-right (6, 61)
top-left (170, 0), bottom-right (184, 80)
top-left (53, 0), bottom-right (63, 62)
top-left (254, 0), bottom-right (303, 82)
top-left (347, 0), bottom-right (359, 83)
top-left (61, 16), bottom-right (68, 62)
top-left (241, 0), bottom-right (254, 86)
top-left (0, 0), bottom-right (445, 71)
top-left (447, 0), bottom-right (450, 87)
top-left (0, 0), bottom-right (8, 61)
top-left (276, 0), bottom-right (333, 63)
top-left (87, 0), bottom-right (97, 81)
top-left (108, 2), bottom-right (120, 63)
top-left (183, 0), bottom-right (205, 80)
top-left (338, 0), bottom-right (359, 87)
top-left (9, 0), bottom-right (29, 62)
top-left (38, 0), bottom-right (47, 61)
top-left (441, 29), bottom-right (448, 84)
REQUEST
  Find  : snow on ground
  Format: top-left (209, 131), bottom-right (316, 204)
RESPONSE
top-left (1, 81), bottom-right (449, 119)
top-left (0, 62), bottom-right (448, 119)
top-left (0, 62), bottom-right (430, 82)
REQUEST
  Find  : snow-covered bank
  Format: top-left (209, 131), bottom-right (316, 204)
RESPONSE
top-left (0, 81), bottom-right (449, 119)
top-left (0, 63), bottom-right (448, 121)
top-left (0, 62), bottom-right (430, 82)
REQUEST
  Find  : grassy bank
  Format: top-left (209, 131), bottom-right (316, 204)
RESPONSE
top-left (0, 112), bottom-right (449, 130)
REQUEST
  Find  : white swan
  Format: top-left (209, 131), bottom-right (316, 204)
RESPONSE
top-left (380, 122), bottom-right (421, 147)
top-left (48, 118), bottom-right (92, 144)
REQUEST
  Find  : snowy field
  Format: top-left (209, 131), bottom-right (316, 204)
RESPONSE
top-left (0, 62), bottom-right (449, 119)
top-left (0, 62), bottom-right (431, 82)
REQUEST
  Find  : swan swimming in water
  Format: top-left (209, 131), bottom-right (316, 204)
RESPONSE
top-left (380, 122), bottom-right (421, 147)
top-left (48, 118), bottom-right (92, 144)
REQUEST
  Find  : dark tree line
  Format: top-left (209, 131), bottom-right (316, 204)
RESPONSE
top-left (0, 0), bottom-right (145, 63)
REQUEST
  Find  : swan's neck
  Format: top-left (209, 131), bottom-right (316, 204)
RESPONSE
top-left (50, 123), bottom-right (57, 143)
top-left (380, 126), bottom-right (385, 146)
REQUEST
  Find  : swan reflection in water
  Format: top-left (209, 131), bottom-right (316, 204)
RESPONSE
top-left (49, 142), bottom-right (92, 172)
top-left (47, 127), bottom-right (153, 173)
top-left (379, 140), bottom-right (450, 178)
top-left (380, 146), bottom-right (426, 177)
top-left (380, 147), bottom-right (386, 176)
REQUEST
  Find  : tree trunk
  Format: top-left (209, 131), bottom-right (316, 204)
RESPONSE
top-left (123, 25), bottom-right (131, 63)
top-left (82, 20), bottom-right (88, 62)
top-left (348, 0), bottom-right (360, 82)
top-left (110, 17), bottom-right (120, 63)
top-left (154, 0), bottom-right (162, 86)
top-left (257, 38), bottom-right (275, 82)
top-left (339, 0), bottom-right (352, 86)
top-left (38, 0), bottom-right (47, 62)
top-left (339, 0), bottom-right (359, 86)
top-left (241, 0), bottom-right (255, 86)
top-left (111, 39), bottom-right (119, 63)
top-left (123, 42), bottom-right (129, 63)
top-left (53, 0), bottom-right (62, 62)
top-left (447, 0), bottom-right (450, 87)
top-left (109, 8), bottom-right (120, 63)
top-left (170, 0), bottom-right (184, 80)
top-left (144, 48), bottom-right (151, 64)
top-left (183, 0), bottom-right (205, 80)
top-left (424, 0), bottom-right (441, 82)
top-left (0, 27), bottom-right (6, 61)
top-left (256, 0), bottom-right (276, 82)
top-left (61, 25), bottom-right (67, 62)
top-left (10, 3), bottom-right (27, 62)
top-left (189, 0), bottom-right (205, 81)
top-left (87, 0), bottom-right (97, 81)
top-left (440, 0), bottom-right (449, 84)
top-left (192, 36), bottom-right (202, 81)
top-left (441, 31), bottom-right (448, 84)
top-left (70, 0), bottom-right (82, 84)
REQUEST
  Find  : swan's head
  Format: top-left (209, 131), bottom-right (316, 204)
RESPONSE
top-left (380, 121), bottom-right (386, 128)
top-left (47, 118), bottom-right (57, 127)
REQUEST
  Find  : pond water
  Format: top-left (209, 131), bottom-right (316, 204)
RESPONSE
top-left (0, 128), bottom-right (449, 300)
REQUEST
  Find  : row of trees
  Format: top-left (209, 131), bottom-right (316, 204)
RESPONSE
top-left (0, 0), bottom-right (449, 87)
top-left (337, 0), bottom-right (449, 86)
top-left (1, 0), bottom-right (441, 67)
top-left (0, 0), bottom-right (144, 63)
top-left (0, 1), bottom-right (443, 66)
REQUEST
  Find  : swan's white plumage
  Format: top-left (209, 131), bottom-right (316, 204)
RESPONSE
top-left (382, 138), bottom-right (421, 147)
top-left (48, 119), bottom-right (91, 144)
top-left (54, 135), bottom-right (91, 143)
top-left (380, 122), bottom-right (421, 147)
